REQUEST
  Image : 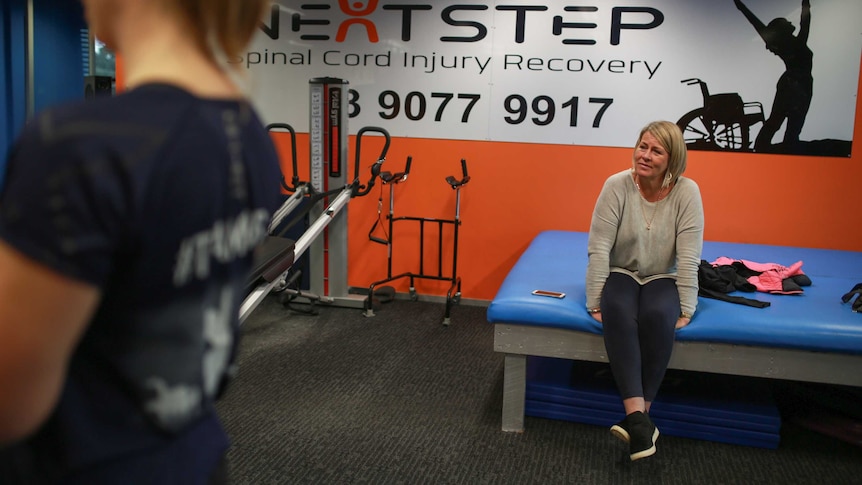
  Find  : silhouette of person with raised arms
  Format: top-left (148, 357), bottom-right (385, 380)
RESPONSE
top-left (734, 0), bottom-right (812, 152)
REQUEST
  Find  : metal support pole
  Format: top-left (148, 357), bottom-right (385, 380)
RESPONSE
top-left (88, 31), bottom-right (95, 76)
top-left (24, 0), bottom-right (35, 119)
top-left (267, 185), bottom-right (310, 234)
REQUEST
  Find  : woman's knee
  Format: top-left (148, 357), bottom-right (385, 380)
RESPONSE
top-left (638, 280), bottom-right (679, 326)
top-left (602, 296), bottom-right (634, 317)
top-left (638, 306), bottom-right (671, 326)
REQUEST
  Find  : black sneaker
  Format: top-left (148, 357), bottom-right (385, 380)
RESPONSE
top-left (610, 415), bottom-right (632, 443)
top-left (626, 411), bottom-right (659, 461)
top-left (610, 411), bottom-right (654, 444)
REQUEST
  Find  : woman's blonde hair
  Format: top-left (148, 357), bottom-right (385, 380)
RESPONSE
top-left (632, 120), bottom-right (688, 187)
top-left (169, 0), bottom-right (269, 63)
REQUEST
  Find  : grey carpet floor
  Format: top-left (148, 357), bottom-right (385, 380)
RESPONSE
top-left (216, 296), bottom-right (862, 484)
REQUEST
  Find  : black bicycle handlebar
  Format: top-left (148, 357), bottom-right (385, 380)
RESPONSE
top-left (265, 122), bottom-right (300, 192)
top-left (381, 155), bottom-right (412, 184)
top-left (353, 126), bottom-right (391, 197)
top-left (446, 158), bottom-right (471, 189)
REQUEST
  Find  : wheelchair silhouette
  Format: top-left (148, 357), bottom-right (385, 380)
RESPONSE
top-left (676, 78), bottom-right (765, 151)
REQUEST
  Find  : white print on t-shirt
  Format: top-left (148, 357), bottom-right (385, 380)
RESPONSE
top-left (142, 285), bottom-right (236, 430)
top-left (143, 377), bottom-right (201, 430)
top-left (203, 285), bottom-right (233, 397)
top-left (172, 208), bottom-right (270, 287)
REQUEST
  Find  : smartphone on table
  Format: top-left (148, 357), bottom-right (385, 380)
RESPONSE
top-left (531, 289), bottom-right (565, 299)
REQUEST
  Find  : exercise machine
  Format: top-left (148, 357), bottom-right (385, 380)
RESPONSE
top-left (271, 124), bottom-right (392, 315)
top-left (364, 158), bottom-right (470, 325)
top-left (242, 123), bottom-right (302, 321)
top-left (240, 77), bottom-right (391, 323)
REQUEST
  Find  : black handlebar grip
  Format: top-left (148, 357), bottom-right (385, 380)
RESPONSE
top-left (265, 123), bottom-right (300, 191)
top-left (404, 156), bottom-right (413, 175)
top-left (446, 158), bottom-right (470, 188)
top-left (352, 127), bottom-right (392, 197)
top-left (356, 126), bottom-right (391, 159)
top-left (266, 122), bottom-right (295, 134)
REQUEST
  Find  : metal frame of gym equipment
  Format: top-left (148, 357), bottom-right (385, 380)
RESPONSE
top-left (239, 77), bottom-right (390, 323)
top-left (306, 77), bottom-right (392, 309)
top-left (363, 158), bottom-right (471, 325)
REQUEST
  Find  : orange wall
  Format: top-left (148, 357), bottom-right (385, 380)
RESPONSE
top-left (272, 59), bottom-right (862, 302)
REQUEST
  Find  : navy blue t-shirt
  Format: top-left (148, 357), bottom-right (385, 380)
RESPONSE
top-left (0, 84), bottom-right (282, 483)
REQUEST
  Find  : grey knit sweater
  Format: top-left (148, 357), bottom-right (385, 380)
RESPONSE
top-left (585, 169), bottom-right (704, 316)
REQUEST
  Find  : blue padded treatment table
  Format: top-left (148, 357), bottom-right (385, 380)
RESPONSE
top-left (487, 230), bottom-right (862, 433)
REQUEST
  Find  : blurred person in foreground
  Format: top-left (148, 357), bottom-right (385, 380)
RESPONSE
top-left (0, 0), bottom-right (280, 483)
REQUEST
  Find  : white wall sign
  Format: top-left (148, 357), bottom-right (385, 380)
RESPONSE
top-left (242, 0), bottom-right (861, 156)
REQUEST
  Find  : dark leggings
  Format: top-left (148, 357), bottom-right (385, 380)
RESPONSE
top-left (600, 272), bottom-right (680, 402)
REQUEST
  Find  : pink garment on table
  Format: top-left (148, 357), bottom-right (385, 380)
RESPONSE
top-left (710, 257), bottom-right (806, 295)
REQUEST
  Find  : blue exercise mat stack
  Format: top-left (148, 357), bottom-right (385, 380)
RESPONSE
top-left (525, 356), bottom-right (782, 449)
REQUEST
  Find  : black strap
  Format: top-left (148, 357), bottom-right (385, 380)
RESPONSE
top-left (368, 184), bottom-right (388, 245)
top-left (699, 287), bottom-right (771, 308)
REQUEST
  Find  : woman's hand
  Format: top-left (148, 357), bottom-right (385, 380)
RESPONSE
top-left (590, 311), bottom-right (603, 323)
top-left (675, 316), bottom-right (691, 329)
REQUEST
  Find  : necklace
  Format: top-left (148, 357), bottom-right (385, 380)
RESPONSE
top-left (634, 175), bottom-right (667, 231)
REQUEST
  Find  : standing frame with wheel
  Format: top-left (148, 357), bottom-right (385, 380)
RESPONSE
top-left (364, 158), bottom-right (470, 325)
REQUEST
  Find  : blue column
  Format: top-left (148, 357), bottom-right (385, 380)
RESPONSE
top-left (32, 0), bottom-right (86, 114)
top-left (1, 0), bottom-right (86, 190)
top-left (1, 0), bottom-right (26, 169)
